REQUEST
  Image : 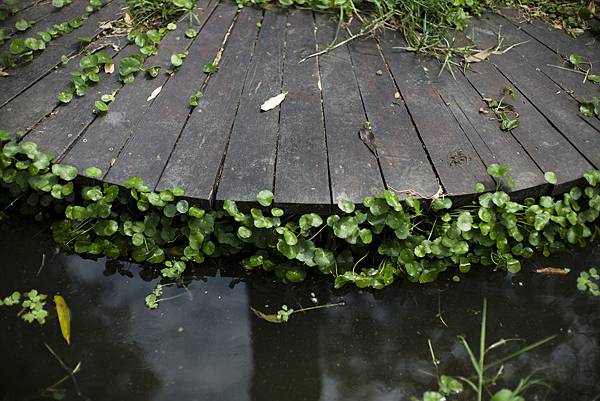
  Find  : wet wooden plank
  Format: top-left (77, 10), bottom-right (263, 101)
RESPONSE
top-left (348, 34), bottom-right (440, 199)
top-left (0, 0), bottom-right (59, 37)
top-left (274, 10), bottom-right (331, 212)
top-left (61, 0), bottom-right (216, 173)
top-left (105, 1), bottom-right (237, 187)
top-left (479, 13), bottom-right (600, 127)
top-left (429, 68), bottom-right (547, 198)
top-left (499, 8), bottom-right (600, 61)
top-left (24, 44), bottom-right (137, 159)
top-left (379, 30), bottom-right (493, 200)
top-left (0, 0), bottom-right (122, 107)
top-left (214, 9), bottom-right (287, 207)
top-left (471, 15), bottom-right (600, 168)
top-left (0, 36), bottom-right (124, 134)
top-left (462, 53), bottom-right (592, 193)
top-left (312, 13), bottom-right (384, 204)
top-left (156, 6), bottom-right (262, 207)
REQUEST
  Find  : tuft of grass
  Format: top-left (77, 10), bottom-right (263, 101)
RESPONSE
top-left (127, 0), bottom-right (197, 28)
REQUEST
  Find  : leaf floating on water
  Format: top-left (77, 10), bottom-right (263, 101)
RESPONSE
top-left (147, 86), bottom-right (162, 102)
top-left (465, 47), bottom-right (494, 63)
top-left (535, 267), bottom-right (570, 275)
top-left (250, 307), bottom-right (283, 323)
top-left (54, 295), bottom-right (71, 345)
top-left (260, 91), bottom-right (288, 112)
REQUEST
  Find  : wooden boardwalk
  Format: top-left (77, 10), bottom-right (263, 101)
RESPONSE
top-left (2, 0), bottom-right (600, 212)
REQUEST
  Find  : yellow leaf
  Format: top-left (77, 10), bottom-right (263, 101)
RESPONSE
top-left (54, 295), bottom-right (71, 345)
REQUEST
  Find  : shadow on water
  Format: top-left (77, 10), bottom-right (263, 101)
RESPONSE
top-left (1, 216), bottom-right (600, 401)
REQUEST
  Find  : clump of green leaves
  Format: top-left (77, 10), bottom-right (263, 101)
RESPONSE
top-left (189, 89), bottom-right (203, 107)
top-left (1, 0), bottom-right (103, 68)
top-left (58, 52), bottom-right (114, 103)
top-left (170, 51), bottom-right (187, 68)
top-left (577, 267), bottom-right (600, 296)
top-left (3, 131), bottom-right (600, 291)
top-left (52, 0), bottom-right (74, 8)
top-left (203, 62), bottom-right (218, 74)
top-left (579, 96), bottom-right (599, 117)
top-left (483, 86), bottom-right (519, 132)
top-left (0, 289), bottom-right (49, 325)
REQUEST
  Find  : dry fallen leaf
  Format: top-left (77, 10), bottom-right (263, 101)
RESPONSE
top-left (465, 47), bottom-right (495, 63)
top-left (147, 86), bottom-right (162, 102)
top-left (123, 12), bottom-right (133, 26)
top-left (260, 91), bottom-right (288, 112)
top-left (394, 91), bottom-right (400, 99)
top-left (104, 63), bottom-right (115, 74)
top-left (358, 127), bottom-right (378, 157)
top-left (0, 68), bottom-right (8, 77)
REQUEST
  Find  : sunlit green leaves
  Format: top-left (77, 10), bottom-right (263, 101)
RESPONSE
top-left (544, 171), bottom-right (557, 185)
top-left (170, 51), bottom-right (187, 67)
top-left (256, 190), bottom-right (273, 206)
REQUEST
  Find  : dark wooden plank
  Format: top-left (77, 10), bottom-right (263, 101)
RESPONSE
top-left (348, 33), bottom-right (440, 199)
top-left (480, 13), bottom-right (600, 127)
top-left (499, 8), bottom-right (600, 61)
top-left (312, 13), bottom-right (384, 204)
top-left (471, 15), bottom-right (600, 168)
top-left (61, 0), bottom-right (216, 173)
top-left (213, 9), bottom-right (287, 206)
top-left (462, 52), bottom-right (592, 193)
top-left (156, 6), bottom-right (262, 206)
top-left (24, 44), bottom-right (137, 159)
top-left (0, 36), bottom-right (124, 134)
top-left (379, 30), bottom-right (493, 199)
top-left (105, 1), bottom-right (238, 187)
top-left (414, 56), bottom-right (548, 198)
top-left (0, 0), bottom-right (121, 107)
top-left (0, 0), bottom-right (58, 37)
top-left (274, 9), bottom-right (330, 212)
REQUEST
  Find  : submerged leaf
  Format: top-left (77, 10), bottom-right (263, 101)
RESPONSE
top-left (250, 306), bottom-right (283, 323)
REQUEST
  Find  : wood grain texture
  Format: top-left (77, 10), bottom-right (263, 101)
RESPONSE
top-left (313, 13), bottom-right (384, 204)
top-left (25, 43), bottom-right (137, 159)
top-left (274, 10), bottom-right (331, 212)
top-left (104, 1), bottom-right (237, 187)
top-left (0, 0), bottom-right (122, 107)
top-left (61, 0), bottom-right (216, 173)
top-left (463, 51), bottom-right (593, 194)
top-left (214, 9), bottom-right (287, 207)
top-left (379, 30), bottom-right (493, 200)
top-left (156, 6), bottom-right (262, 207)
top-left (348, 33), bottom-right (440, 199)
top-left (2, 6), bottom-right (597, 211)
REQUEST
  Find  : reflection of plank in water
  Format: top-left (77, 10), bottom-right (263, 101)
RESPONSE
top-left (247, 278), bottom-right (329, 401)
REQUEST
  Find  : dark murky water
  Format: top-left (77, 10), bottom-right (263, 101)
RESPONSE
top-left (1, 217), bottom-right (600, 401)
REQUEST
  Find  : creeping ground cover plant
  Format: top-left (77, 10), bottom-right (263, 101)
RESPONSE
top-left (2, 131), bottom-right (600, 290)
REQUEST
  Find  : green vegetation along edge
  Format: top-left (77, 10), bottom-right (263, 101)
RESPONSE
top-left (2, 133), bottom-right (600, 290)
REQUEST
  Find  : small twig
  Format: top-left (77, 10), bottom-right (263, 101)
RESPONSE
top-left (36, 254), bottom-right (46, 277)
top-left (546, 64), bottom-right (587, 75)
top-left (44, 343), bottom-right (85, 399)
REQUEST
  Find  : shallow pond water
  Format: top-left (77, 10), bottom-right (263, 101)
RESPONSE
top-left (1, 217), bottom-right (600, 401)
